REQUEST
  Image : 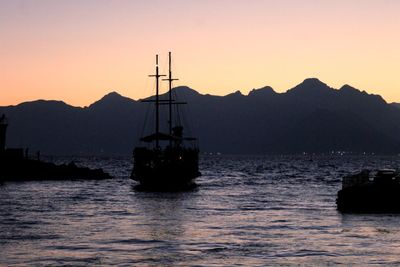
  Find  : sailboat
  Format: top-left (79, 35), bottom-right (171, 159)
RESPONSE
top-left (130, 52), bottom-right (200, 189)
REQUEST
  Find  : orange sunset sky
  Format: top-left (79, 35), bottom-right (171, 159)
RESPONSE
top-left (1, 0), bottom-right (400, 106)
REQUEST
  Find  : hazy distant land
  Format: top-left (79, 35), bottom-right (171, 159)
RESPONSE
top-left (1, 78), bottom-right (400, 155)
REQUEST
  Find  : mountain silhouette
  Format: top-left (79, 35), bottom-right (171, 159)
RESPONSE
top-left (392, 103), bottom-right (400, 109)
top-left (1, 78), bottom-right (400, 155)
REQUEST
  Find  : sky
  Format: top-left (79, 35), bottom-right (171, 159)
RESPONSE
top-left (1, 0), bottom-right (400, 106)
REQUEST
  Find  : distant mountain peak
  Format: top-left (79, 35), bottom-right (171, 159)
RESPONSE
top-left (287, 78), bottom-right (331, 95)
top-left (89, 91), bottom-right (135, 109)
top-left (248, 86), bottom-right (276, 97)
top-left (225, 90), bottom-right (243, 97)
top-left (104, 91), bottom-right (122, 97)
top-left (338, 84), bottom-right (364, 97)
top-left (299, 78), bottom-right (328, 88)
top-left (99, 91), bottom-right (127, 101)
top-left (339, 84), bottom-right (387, 104)
top-left (340, 84), bottom-right (359, 92)
top-left (17, 99), bottom-right (72, 110)
top-left (171, 86), bottom-right (200, 96)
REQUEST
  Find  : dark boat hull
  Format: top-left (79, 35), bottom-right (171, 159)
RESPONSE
top-left (131, 164), bottom-right (200, 191)
top-left (337, 183), bottom-right (400, 213)
top-left (132, 172), bottom-right (199, 191)
top-left (131, 147), bottom-right (200, 191)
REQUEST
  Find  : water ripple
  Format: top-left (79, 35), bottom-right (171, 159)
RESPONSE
top-left (1, 155), bottom-right (400, 265)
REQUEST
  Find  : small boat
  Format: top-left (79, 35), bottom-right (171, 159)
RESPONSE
top-left (130, 52), bottom-right (200, 190)
top-left (337, 169), bottom-right (400, 213)
top-left (0, 114), bottom-right (112, 181)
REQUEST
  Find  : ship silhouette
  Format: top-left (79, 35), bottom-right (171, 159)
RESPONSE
top-left (130, 52), bottom-right (200, 190)
top-left (337, 169), bottom-right (400, 213)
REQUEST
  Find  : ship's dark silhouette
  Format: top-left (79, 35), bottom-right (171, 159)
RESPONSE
top-left (337, 169), bottom-right (400, 213)
top-left (131, 53), bottom-right (200, 190)
top-left (0, 114), bottom-right (111, 181)
top-left (1, 78), bottom-right (400, 155)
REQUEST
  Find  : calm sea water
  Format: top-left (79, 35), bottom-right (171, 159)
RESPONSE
top-left (1, 155), bottom-right (400, 266)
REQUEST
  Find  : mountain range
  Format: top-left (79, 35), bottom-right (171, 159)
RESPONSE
top-left (1, 78), bottom-right (400, 155)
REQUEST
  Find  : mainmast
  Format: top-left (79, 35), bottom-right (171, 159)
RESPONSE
top-left (149, 55), bottom-right (165, 148)
top-left (163, 52), bottom-right (179, 137)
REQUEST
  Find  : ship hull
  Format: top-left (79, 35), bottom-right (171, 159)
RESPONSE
top-left (132, 170), bottom-right (199, 191)
top-left (131, 147), bottom-right (200, 191)
top-left (337, 184), bottom-right (400, 213)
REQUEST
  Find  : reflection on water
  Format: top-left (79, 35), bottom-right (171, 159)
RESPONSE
top-left (1, 155), bottom-right (400, 265)
top-left (130, 191), bottom-right (199, 265)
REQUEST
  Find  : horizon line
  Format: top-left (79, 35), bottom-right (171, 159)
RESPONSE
top-left (1, 78), bottom-right (398, 108)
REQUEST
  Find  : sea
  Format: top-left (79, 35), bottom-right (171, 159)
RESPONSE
top-left (1, 154), bottom-right (400, 266)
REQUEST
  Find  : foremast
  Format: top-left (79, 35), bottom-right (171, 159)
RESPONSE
top-left (148, 55), bottom-right (166, 148)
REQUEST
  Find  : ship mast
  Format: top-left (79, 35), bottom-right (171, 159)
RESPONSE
top-left (163, 52), bottom-right (179, 138)
top-left (149, 55), bottom-right (165, 148)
